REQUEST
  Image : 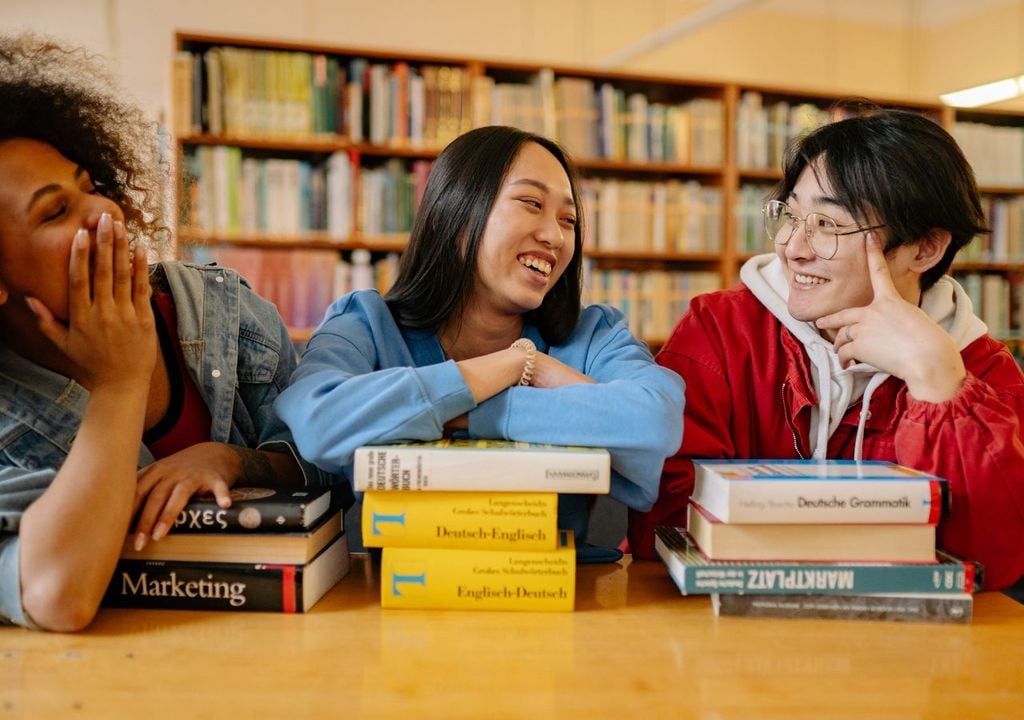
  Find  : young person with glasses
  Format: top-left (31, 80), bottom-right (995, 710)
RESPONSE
top-left (628, 108), bottom-right (1024, 591)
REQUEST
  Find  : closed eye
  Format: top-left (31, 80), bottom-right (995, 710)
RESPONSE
top-left (41, 200), bottom-right (68, 223)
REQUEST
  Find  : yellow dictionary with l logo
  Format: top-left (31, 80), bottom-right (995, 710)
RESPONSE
top-left (362, 491), bottom-right (558, 550)
top-left (381, 530), bottom-right (575, 611)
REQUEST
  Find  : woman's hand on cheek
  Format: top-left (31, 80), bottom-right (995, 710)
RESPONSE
top-left (26, 212), bottom-right (156, 390)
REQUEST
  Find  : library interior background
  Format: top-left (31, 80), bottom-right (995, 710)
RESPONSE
top-left (6, 0), bottom-right (1024, 543)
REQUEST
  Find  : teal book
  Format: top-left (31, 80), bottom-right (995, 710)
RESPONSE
top-left (654, 526), bottom-right (982, 596)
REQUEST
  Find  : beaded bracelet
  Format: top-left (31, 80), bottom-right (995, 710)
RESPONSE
top-left (510, 338), bottom-right (536, 386)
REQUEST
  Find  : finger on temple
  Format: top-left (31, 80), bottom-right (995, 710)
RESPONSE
top-left (865, 232), bottom-right (898, 299)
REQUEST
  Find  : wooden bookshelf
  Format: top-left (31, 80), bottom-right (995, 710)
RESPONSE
top-left (950, 107), bottom-right (1024, 348)
top-left (171, 32), bottom-right (1024, 353)
top-left (178, 232), bottom-right (408, 253)
top-left (172, 32), bottom-right (731, 343)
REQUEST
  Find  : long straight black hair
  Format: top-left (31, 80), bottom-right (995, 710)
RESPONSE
top-left (385, 125), bottom-right (585, 344)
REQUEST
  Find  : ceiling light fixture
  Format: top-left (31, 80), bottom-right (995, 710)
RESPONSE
top-left (940, 77), bottom-right (1024, 108)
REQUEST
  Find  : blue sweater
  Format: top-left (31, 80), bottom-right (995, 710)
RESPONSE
top-left (276, 290), bottom-right (685, 540)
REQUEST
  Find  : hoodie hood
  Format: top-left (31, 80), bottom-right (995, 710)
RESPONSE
top-left (740, 253), bottom-right (987, 460)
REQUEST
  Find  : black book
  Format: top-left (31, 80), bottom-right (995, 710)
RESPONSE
top-left (172, 486), bottom-right (333, 533)
top-left (124, 510), bottom-right (342, 565)
top-left (105, 532), bottom-right (349, 613)
top-left (712, 590), bottom-right (973, 624)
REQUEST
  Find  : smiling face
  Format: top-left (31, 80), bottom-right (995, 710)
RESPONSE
top-left (0, 138), bottom-right (124, 322)
top-left (470, 141), bottom-right (578, 319)
top-left (777, 162), bottom-right (922, 338)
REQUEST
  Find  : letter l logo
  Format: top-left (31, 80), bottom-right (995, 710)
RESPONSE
top-left (391, 572), bottom-right (426, 596)
top-left (371, 511), bottom-right (406, 535)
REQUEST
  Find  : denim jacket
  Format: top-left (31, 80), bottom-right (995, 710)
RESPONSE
top-left (0, 261), bottom-right (333, 627)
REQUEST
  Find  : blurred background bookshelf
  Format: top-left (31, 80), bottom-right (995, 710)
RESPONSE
top-left (172, 33), bottom-right (1024, 362)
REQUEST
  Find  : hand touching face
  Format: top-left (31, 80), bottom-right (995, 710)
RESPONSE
top-left (0, 138), bottom-right (126, 322)
top-left (815, 232), bottom-right (966, 402)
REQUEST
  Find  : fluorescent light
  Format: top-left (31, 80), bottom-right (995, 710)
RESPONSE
top-left (940, 77), bottom-right (1022, 107)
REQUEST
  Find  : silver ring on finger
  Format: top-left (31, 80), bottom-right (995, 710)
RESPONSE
top-left (843, 325), bottom-right (853, 343)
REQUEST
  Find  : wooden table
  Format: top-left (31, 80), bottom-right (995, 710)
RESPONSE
top-left (2, 554), bottom-right (1023, 719)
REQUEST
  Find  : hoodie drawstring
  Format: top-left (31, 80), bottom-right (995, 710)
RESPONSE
top-left (854, 373), bottom-right (889, 461)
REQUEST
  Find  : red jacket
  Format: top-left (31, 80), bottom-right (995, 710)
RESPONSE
top-left (627, 284), bottom-right (1024, 590)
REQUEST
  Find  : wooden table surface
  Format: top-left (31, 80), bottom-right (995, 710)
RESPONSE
top-left (2, 553), bottom-right (1023, 719)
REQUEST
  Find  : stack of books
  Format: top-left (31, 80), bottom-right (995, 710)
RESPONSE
top-left (354, 439), bottom-right (613, 612)
top-left (104, 486), bottom-right (350, 613)
top-left (654, 460), bottom-right (981, 624)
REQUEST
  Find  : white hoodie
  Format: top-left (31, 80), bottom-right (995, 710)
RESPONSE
top-left (740, 254), bottom-right (989, 461)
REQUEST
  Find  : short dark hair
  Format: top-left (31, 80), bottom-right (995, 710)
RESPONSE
top-left (774, 106), bottom-right (988, 290)
top-left (385, 125), bottom-right (584, 344)
top-left (0, 33), bottom-right (168, 247)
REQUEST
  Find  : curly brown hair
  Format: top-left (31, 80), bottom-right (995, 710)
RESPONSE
top-left (0, 33), bottom-right (169, 247)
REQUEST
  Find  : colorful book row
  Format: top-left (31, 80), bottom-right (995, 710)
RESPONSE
top-left (580, 178), bottom-right (723, 254)
top-left (182, 146), bottom-right (431, 237)
top-left (183, 246), bottom-right (399, 330)
top-left (583, 266), bottom-right (721, 343)
top-left (173, 45), bottom-right (726, 165)
top-left (955, 272), bottom-right (1024, 336)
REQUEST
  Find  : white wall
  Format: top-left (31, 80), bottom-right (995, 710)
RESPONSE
top-left (3, 0), bottom-right (1024, 121)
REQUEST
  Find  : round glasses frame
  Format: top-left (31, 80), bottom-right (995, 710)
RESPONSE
top-left (762, 199), bottom-right (886, 260)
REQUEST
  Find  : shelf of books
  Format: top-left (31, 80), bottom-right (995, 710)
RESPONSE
top-left (952, 108), bottom-right (1024, 356)
top-left (731, 86), bottom-right (947, 260)
top-left (171, 33), bottom-right (729, 347)
top-left (171, 33), bottom-right (1024, 360)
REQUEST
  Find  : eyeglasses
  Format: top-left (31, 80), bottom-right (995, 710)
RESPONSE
top-left (762, 200), bottom-right (886, 260)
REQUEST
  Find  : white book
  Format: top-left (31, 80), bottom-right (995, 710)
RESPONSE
top-left (353, 440), bottom-right (610, 493)
top-left (211, 145), bottom-right (231, 233)
top-left (691, 460), bottom-right (947, 525)
top-left (597, 179), bottom-right (620, 251)
top-left (240, 157), bottom-right (260, 233)
top-left (326, 151), bottom-right (353, 239)
top-left (350, 249), bottom-right (373, 291)
top-left (651, 183), bottom-right (668, 253)
top-left (369, 64), bottom-right (390, 146)
top-left (409, 71), bottom-right (425, 146)
top-left (599, 83), bottom-right (617, 159)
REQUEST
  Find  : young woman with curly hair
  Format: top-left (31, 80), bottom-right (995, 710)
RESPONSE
top-left (0, 34), bottom-right (336, 631)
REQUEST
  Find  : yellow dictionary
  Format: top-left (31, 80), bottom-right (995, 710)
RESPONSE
top-left (381, 530), bottom-right (576, 612)
top-left (362, 491), bottom-right (558, 550)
